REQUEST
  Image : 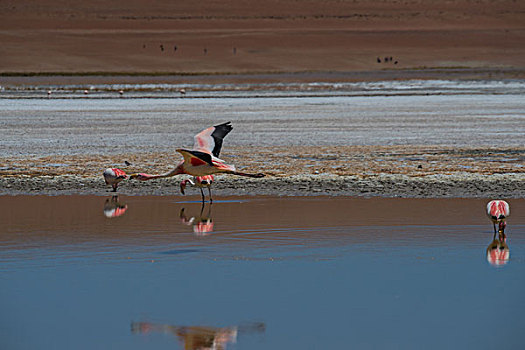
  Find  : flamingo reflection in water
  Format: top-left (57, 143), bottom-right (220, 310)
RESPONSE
top-left (131, 321), bottom-right (265, 350)
top-left (103, 196), bottom-right (128, 218)
top-left (486, 235), bottom-right (510, 267)
top-left (180, 203), bottom-right (213, 236)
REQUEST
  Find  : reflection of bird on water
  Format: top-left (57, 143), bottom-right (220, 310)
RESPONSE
top-left (486, 236), bottom-right (510, 267)
top-left (103, 168), bottom-right (128, 192)
top-left (129, 122), bottom-right (264, 196)
top-left (486, 200), bottom-right (510, 235)
top-left (131, 321), bottom-right (265, 350)
top-left (181, 175), bottom-right (214, 202)
top-left (180, 203), bottom-right (213, 235)
top-left (103, 196), bottom-right (128, 218)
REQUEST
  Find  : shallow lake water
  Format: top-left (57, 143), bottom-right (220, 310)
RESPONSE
top-left (1, 196), bottom-right (524, 349)
top-left (1, 80), bottom-right (525, 159)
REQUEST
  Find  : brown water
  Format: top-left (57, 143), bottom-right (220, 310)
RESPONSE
top-left (1, 196), bottom-right (525, 349)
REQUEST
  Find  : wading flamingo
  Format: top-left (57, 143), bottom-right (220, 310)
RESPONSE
top-left (486, 200), bottom-right (510, 236)
top-left (103, 168), bottom-right (128, 192)
top-left (181, 175), bottom-right (214, 202)
top-left (130, 121), bottom-right (264, 185)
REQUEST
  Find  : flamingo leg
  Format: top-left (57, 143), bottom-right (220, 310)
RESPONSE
top-left (208, 187), bottom-right (213, 203)
top-left (493, 223), bottom-right (497, 235)
top-left (112, 184), bottom-right (118, 192)
top-left (200, 187), bottom-right (205, 203)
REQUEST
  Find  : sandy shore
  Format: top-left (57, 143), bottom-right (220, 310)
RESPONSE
top-left (1, 145), bottom-right (523, 197)
top-left (1, 0), bottom-right (524, 79)
top-left (1, 172), bottom-right (523, 198)
top-left (1, 1), bottom-right (523, 197)
top-left (1, 91), bottom-right (523, 197)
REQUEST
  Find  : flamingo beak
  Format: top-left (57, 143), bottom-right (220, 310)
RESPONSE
top-left (129, 173), bottom-right (147, 181)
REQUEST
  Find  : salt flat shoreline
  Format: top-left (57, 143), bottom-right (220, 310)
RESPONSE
top-left (1, 173), bottom-right (523, 198)
top-left (3, 68), bottom-right (525, 87)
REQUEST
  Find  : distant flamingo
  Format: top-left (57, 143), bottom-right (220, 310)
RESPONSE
top-left (486, 200), bottom-right (510, 235)
top-left (130, 122), bottom-right (264, 186)
top-left (103, 168), bottom-right (128, 192)
top-left (181, 175), bottom-right (214, 202)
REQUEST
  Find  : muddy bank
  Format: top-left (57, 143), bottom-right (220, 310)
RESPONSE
top-left (1, 173), bottom-right (523, 198)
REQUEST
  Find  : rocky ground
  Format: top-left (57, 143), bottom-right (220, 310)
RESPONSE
top-left (1, 146), bottom-right (523, 197)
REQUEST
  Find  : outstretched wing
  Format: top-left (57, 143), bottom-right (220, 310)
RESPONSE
top-left (176, 148), bottom-right (214, 166)
top-left (193, 121), bottom-right (233, 157)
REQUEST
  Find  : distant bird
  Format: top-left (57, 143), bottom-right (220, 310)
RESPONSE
top-left (376, 57), bottom-right (381, 63)
top-left (179, 88), bottom-right (186, 96)
top-left (118, 90), bottom-right (124, 96)
top-left (124, 160), bottom-right (132, 166)
top-left (47, 90), bottom-right (52, 97)
top-left (83, 89), bottom-right (89, 95)
top-left (103, 168), bottom-right (128, 192)
top-left (160, 44), bottom-right (164, 51)
top-left (486, 200), bottom-right (510, 235)
top-left (181, 175), bottom-right (214, 202)
top-left (130, 122), bottom-right (264, 185)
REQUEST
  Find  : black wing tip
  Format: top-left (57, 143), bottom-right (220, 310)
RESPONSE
top-left (214, 121), bottom-right (233, 132)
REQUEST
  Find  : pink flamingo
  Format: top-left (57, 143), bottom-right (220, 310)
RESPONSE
top-left (486, 200), bottom-right (510, 236)
top-left (130, 121), bottom-right (264, 186)
top-left (181, 175), bottom-right (214, 202)
top-left (103, 168), bottom-right (128, 192)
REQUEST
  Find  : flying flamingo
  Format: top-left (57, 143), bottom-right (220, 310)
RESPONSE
top-left (486, 200), bottom-right (510, 236)
top-left (103, 168), bottom-right (128, 192)
top-left (130, 122), bottom-right (264, 186)
top-left (181, 175), bottom-right (214, 202)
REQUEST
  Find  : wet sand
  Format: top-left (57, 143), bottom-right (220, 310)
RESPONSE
top-left (2, 196), bottom-right (525, 349)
